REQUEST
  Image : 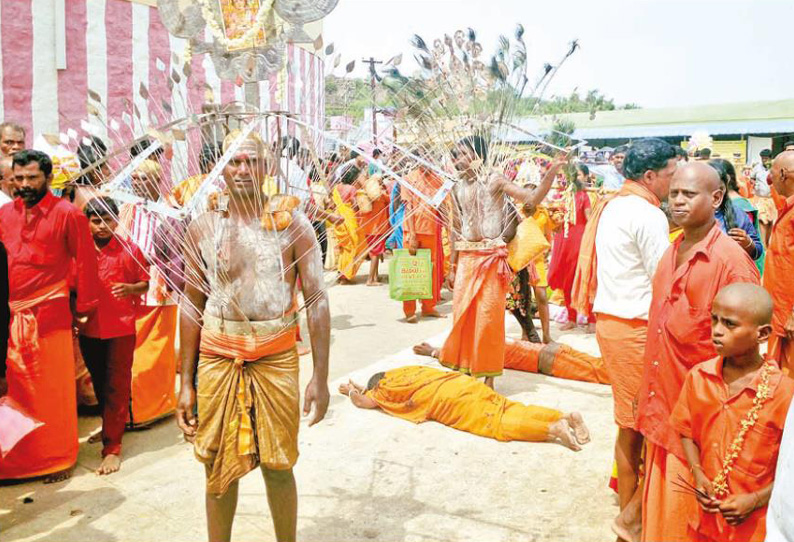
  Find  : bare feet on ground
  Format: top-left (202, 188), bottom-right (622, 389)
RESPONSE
top-left (366, 280), bottom-right (383, 287)
top-left (44, 468), bottom-right (73, 484)
top-left (548, 419), bottom-right (582, 451)
top-left (421, 309), bottom-right (446, 319)
top-left (612, 510), bottom-right (642, 542)
top-left (559, 321), bottom-right (576, 331)
top-left (586, 323), bottom-right (596, 334)
top-left (566, 412), bottom-right (590, 444)
top-left (405, 314), bottom-right (419, 324)
top-left (413, 342), bottom-right (438, 358)
top-left (96, 454), bottom-right (121, 475)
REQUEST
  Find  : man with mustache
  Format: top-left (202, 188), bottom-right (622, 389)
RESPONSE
top-left (176, 131), bottom-right (330, 542)
top-left (636, 162), bottom-right (759, 542)
top-left (0, 150), bottom-right (99, 482)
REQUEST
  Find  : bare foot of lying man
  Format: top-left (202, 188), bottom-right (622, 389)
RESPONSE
top-left (342, 365), bottom-right (590, 450)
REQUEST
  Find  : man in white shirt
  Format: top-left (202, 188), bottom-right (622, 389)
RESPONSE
top-left (279, 138), bottom-right (311, 207)
top-left (753, 149), bottom-right (773, 197)
top-left (589, 138), bottom-right (677, 541)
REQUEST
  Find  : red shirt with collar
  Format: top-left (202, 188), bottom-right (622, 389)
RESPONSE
top-left (671, 357), bottom-right (794, 542)
top-left (0, 191), bottom-right (99, 335)
top-left (636, 223), bottom-right (760, 460)
top-left (81, 236), bottom-right (149, 339)
top-left (763, 193), bottom-right (794, 339)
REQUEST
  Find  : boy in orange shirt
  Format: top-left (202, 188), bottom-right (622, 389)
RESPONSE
top-left (671, 283), bottom-right (794, 542)
top-left (79, 197), bottom-right (149, 475)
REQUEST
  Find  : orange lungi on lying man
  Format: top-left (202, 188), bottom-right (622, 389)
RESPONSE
top-left (439, 245), bottom-right (513, 378)
top-left (366, 365), bottom-right (562, 442)
top-left (503, 338), bottom-right (610, 385)
top-left (195, 314), bottom-right (300, 495)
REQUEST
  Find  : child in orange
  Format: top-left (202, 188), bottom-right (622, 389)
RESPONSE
top-left (79, 197), bottom-right (149, 475)
top-left (671, 283), bottom-right (794, 542)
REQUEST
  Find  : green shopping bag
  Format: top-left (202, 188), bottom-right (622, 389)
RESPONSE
top-left (389, 248), bottom-right (433, 301)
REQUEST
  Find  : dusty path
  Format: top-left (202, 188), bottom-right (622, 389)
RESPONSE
top-left (0, 268), bottom-right (617, 541)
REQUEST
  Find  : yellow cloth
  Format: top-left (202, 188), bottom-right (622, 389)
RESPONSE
top-left (332, 186), bottom-right (365, 280)
top-left (366, 366), bottom-right (562, 442)
top-left (195, 344), bottom-right (300, 495)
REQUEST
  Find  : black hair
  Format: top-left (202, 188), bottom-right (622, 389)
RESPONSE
top-left (456, 134), bottom-right (488, 163)
top-left (622, 138), bottom-right (677, 181)
top-left (699, 148), bottom-right (712, 159)
top-left (340, 165), bottom-right (361, 185)
top-left (84, 196), bottom-right (119, 219)
top-left (12, 149), bottom-right (53, 177)
top-left (77, 135), bottom-right (107, 172)
top-left (708, 159), bottom-right (738, 230)
top-left (130, 137), bottom-right (165, 159)
top-left (349, 149), bottom-right (360, 160)
top-left (613, 145), bottom-right (629, 155)
top-left (674, 146), bottom-right (688, 159)
top-left (372, 148), bottom-right (382, 158)
top-left (199, 142), bottom-right (221, 175)
top-left (366, 372), bottom-right (386, 391)
top-left (784, 141), bottom-right (794, 149)
top-left (760, 149), bottom-right (772, 158)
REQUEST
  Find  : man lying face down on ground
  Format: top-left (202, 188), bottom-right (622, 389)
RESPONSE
top-left (340, 365), bottom-right (590, 451)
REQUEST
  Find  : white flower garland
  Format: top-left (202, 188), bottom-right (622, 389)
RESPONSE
top-left (198, 0), bottom-right (276, 50)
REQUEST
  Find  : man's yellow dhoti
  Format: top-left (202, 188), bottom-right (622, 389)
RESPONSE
top-left (194, 315), bottom-right (300, 495)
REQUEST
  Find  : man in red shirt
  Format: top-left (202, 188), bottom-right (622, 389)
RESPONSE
top-left (79, 197), bottom-right (149, 475)
top-left (764, 150), bottom-right (794, 373)
top-left (0, 149), bottom-right (99, 482)
top-left (636, 162), bottom-right (760, 542)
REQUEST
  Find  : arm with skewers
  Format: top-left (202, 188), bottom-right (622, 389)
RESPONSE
top-left (492, 151), bottom-right (569, 207)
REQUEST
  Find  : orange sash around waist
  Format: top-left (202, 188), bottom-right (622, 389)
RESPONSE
top-left (8, 280), bottom-right (70, 369)
top-left (199, 324), bottom-right (297, 457)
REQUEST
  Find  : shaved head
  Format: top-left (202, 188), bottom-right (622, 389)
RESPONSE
top-left (675, 162), bottom-right (722, 191)
top-left (714, 283), bottom-right (773, 326)
top-left (668, 162), bottom-right (724, 229)
top-left (771, 150), bottom-right (794, 198)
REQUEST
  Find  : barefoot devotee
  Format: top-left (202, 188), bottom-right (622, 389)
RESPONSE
top-left (764, 150), bottom-right (794, 373)
top-left (396, 163), bottom-right (449, 322)
top-left (0, 150), bottom-right (99, 482)
top-left (572, 138), bottom-right (677, 540)
top-left (339, 365), bottom-right (590, 451)
top-left (672, 284), bottom-right (793, 542)
top-left (635, 162), bottom-right (760, 542)
top-left (437, 137), bottom-right (561, 388)
top-left (78, 197), bottom-right (149, 475)
top-left (413, 338), bottom-right (609, 385)
top-left (331, 164), bottom-right (365, 284)
top-left (176, 132), bottom-right (331, 542)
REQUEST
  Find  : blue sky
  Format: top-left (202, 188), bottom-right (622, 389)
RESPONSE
top-left (324, 0), bottom-right (792, 108)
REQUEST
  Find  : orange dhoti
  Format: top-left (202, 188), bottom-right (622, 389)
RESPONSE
top-left (129, 305), bottom-right (178, 426)
top-left (0, 327), bottom-right (77, 479)
top-left (769, 334), bottom-right (794, 375)
top-left (195, 316), bottom-right (300, 495)
top-left (403, 230), bottom-right (444, 318)
top-left (439, 247), bottom-right (512, 378)
top-left (595, 313), bottom-right (648, 428)
top-left (642, 442), bottom-right (697, 542)
top-left (503, 338), bottom-right (610, 385)
top-left (367, 365), bottom-right (562, 442)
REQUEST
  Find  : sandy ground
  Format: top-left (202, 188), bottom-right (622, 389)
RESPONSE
top-left (0, 265), bottom-right (618, 542)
